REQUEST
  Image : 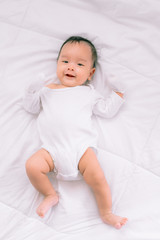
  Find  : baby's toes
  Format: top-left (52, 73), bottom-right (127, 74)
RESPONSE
top-left (122, 218), bottom-right (128, 225)
top-left (115, 223), bottom-right (122, 229)
top-left (115, 217), bottom-right (128, 229)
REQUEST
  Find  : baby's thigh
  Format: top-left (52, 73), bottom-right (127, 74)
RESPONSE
top-left (78, 148), bottom-right (100, 174)
top-left (78, 148), bottom-right (105, 186)
top-left (26, 148), bottom-right (54, 173)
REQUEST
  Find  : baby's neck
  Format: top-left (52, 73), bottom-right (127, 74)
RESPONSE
top-left (45, 83), bottom-right (70, 89)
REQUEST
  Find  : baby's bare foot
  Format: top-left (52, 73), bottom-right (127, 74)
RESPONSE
top-left (102, 212), bottom-right (128, 229)
top-left (36, 194), bottom-right (59, 218)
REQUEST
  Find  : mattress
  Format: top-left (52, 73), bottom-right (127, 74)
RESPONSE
top-left (0, 0), bottom-right (160, 239)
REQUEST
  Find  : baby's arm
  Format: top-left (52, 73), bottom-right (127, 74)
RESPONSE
top-left (93, 89), bottom-right (124, 118)
top-left (22, 76), bottom-right (45, 114)
top-left (23, 90), bottom-right (41, 114)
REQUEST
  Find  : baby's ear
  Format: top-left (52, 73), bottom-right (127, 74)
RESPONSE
top-left (88, 68), bottom-right (96, 80)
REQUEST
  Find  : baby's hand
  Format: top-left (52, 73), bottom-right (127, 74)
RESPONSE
top-left (115, 91), bottom-right (124, 98)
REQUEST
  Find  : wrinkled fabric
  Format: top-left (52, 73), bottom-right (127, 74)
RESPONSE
top-left (0, 0), bottom-right (160, 239)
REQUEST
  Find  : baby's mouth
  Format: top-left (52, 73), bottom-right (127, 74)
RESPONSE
top-left (66, 74), bottom-right (75, 78)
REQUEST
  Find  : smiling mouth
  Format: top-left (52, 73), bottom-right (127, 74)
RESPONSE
top-left (66, 74), bottom-right (75, 78)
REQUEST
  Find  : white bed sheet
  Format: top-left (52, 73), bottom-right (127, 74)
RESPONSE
top-left (0, 0), bottom-right (160, 239)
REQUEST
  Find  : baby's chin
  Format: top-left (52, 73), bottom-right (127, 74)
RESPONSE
top-left (60, 78), bottom-right (88, 88)
top-left (59, 79), bottom-right (79, 88)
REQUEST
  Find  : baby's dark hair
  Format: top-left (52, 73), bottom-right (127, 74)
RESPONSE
top-left (57, 36), bottom-right (97, 68)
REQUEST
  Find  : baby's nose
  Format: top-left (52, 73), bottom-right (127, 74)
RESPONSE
top-left (67, 63), bottom-right (74, 71)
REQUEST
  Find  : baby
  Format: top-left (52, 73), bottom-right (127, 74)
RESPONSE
top-left (23, 36), bottom-right (128, 229)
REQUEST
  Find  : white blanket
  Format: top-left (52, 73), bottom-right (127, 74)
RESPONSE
top-left (0, 0), bottom-right (160, 239)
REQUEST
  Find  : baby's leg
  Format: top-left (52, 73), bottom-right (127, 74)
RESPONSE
top-left (25, 148), bottom-right (59, 217)
top-left (78, 148), bottom-right (128, 229)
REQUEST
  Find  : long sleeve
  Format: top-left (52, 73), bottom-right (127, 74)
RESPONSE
top-left (22, 78), bottom-right (45, 114)
top-left (22, 73), bottom-right (57, 114)
top-left (92, 90), bottom-right (124, 118)
top-left (23, 89), bottom-right (41, 114)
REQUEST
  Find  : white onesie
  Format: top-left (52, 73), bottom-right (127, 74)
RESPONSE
top-left (23, 84), bottom-right (124, 180)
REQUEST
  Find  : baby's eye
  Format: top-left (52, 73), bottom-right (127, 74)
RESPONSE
top-left (62, 60), bottom-right (68, 63)
top-left (78, 63), bottom-right (84, 66)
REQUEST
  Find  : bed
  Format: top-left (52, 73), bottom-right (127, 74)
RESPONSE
top-left (0, 0), bottom-right (160, 239)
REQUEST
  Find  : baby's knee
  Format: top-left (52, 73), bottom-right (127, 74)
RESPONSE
top-left (83, 167), bottom-right (106, 187)
top-left (25, 156), bottom-right (37, 175)
top-left (91, 171), bottom-right (106, 185)
top-left (25, 149), bottom-right (54, 175)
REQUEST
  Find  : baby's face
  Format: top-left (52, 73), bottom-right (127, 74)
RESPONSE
top-left (56, 42), bottom-right (95, 87)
